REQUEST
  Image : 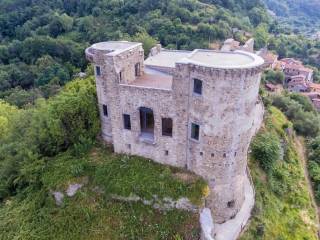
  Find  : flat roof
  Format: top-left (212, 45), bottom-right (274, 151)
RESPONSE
top-left (144, 49), bottom-right (264, 69)
top-left (144, 50), bottom-right (192, 68)
top-left (126, 67), bottom-right (172, 90)
top-left (179, 50), bottom-right (264, 69)
top-left (90, 41), bottom-right (141, 55)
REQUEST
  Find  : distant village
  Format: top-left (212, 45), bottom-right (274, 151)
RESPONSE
top-left (220, 37), bottom-right (320, 111)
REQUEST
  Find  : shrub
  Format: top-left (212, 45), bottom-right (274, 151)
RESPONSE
top-left (251, 131), bottom-right (281, 172)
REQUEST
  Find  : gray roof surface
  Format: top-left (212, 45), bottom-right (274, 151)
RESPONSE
top-left (145, 49), bottom-right (264, 69)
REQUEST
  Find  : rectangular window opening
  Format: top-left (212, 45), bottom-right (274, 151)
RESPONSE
top-left (96, 66), bottom-right (101, 76)
top-left (162, 118), bottom-right (173, 137)
top-left (119, 71), bottom-right (123, 82)
top-left (135, 63), bottom-right (140, 77)
top-left (191, 123), bottom-right (200, 140)
top-left (123, 114), bottom-right (131, 130)
top-left (193, 78), bottom-right (202, 95)
top-left (102, 104), bottom-right (108, 117)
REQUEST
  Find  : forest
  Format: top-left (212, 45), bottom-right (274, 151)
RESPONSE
top-left (0, 0), bottom-right (319, 108)
top-left (263, 0), bottom-right (320, 36)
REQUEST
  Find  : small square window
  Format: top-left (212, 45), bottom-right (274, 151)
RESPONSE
top-left (193, 79), bottom-right (202, 95)
top-left (162, 118), bottom-right (173, 137)
top-left (123, 114), bottom-right (131, 130)
top-left (191, 123), bottom-right (200, 140)
top-left (96, 66), bottom-right (101, 76)
top-left (102, 104), bottom-right (108, 117)
top-left (200, 152), bottom-right (203, 156)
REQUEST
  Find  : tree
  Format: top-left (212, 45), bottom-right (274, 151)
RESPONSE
top-left (132, 32), bottom-right (158, 57)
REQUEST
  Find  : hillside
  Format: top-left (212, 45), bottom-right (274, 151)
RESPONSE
top-left (240, 107), bottom-right (318, 239)
top-left (0, 0), bottom-right (270, 107)
top-left (263, 0), bottom-right (320, 36)
top-left (0, 75), bottom-right (318, 239)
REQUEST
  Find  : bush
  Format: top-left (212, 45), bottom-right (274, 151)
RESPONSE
top-left (0, 77), bottom-right (99, 199)
top-left (251, 131), bottom-right (281, 172)
top-left (272, 95), bottom-right (320, 137)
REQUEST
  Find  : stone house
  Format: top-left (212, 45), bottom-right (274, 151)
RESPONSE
top-left (85, 41), bottom-right (265, 236)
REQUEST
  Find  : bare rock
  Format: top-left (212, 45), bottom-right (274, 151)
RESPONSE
top-left (52, 191), bottom-right (64, 206)
top-left (66, 183), bottom-right (83, 197)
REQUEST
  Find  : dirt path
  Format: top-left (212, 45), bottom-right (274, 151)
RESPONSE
top-left (295, 136), bottom-right (320, 235)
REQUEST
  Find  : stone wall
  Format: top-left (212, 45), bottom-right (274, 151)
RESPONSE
top-left (173, 63), bottom-right (264, 223)
top-left (85, 42), bottom-right (264, 225)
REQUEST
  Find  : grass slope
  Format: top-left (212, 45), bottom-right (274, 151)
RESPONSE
top-left (240, 107), bottom-right (318, 240)
top-left (0, 143), bottom-right (207, 240)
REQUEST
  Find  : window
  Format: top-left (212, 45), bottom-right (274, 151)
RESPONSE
top-left (227, 200), bottom-right (235, 208)
top-left (123, 114), bottom-right (131, 130)
top-left (135, 63), bottom-right (140, 77)
top-left (139, 107), bottom-right (154, 141)
top-left (96, 66), bottom-right (101, 76)
top-left (193, 78), bottom-right (202, 95)
top-left (102, 104), bottom-right (108, 117)
top-left (162, 118), bottom-right (173, 137)
top-left (191, 123), bottom-right (200, 140)
top-left (119, 71), bottom-right (123, 81)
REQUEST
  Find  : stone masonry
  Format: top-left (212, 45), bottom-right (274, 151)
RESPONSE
top-left (85, 41), bottom-right (265, 225)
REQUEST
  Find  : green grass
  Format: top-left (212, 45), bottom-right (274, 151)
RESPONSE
top-left (240, 107), bottom-right (318, 240)
top-left (0, 143), bottom-right (207, 240)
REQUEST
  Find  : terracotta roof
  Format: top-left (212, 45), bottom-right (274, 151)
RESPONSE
top-left (262, 52), bottom-right (278, 63)
top-left (280, 58), bottom-right (313, 73)
top-left (309, 83), bottom-right (320, 91)
top-left (265, 83), bottom-right (276, 90)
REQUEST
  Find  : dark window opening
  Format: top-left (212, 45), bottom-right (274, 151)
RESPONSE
top-left (191, 123), bottom-right (200, 140)
top-left (165, 150), bottom-right (169, 156)
top-left (227, 200), bottom-right (235, 208)
top-left (162, 118), bottom-right (173, 137)
top-left (193, 78), bottom-right (202, 95)
top-left (123, 114), bottom-right (131, 130)
top-left (223, 153), bottom-right (227, 158)
top-left (200, 152), bottom-right (203, 156)
top-left (135, 63), bottom-right (140, 77)
top-left (211, 153), bottom-right (215, 158)
top-left (119, 71), bottom-right (123, 81)
top-left (102, 104), bottom-right (108, 117)
top-left (139, 107), bottom-right (154, 139)
top-left (96, 66), bottom-right (101, 76)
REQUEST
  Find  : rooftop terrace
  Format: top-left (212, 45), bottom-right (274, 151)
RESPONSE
top-left (126, 67), bottom-right (172, 90)
top-left (144, 49), bottom-right (264, 70)
top-left (89, 41), bottom-right (141, 56)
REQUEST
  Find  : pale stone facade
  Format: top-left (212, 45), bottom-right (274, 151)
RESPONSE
top-left (85, 41), bottom-right (265, 224)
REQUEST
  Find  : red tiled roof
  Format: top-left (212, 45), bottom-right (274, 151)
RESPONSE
top-left (309, 83), bottom-right (320, 90)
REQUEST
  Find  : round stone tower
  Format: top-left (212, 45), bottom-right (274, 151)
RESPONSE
top-left (173, 50), bottom-right (265, 223)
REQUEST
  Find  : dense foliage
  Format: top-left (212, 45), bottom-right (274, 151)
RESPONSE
top-left (241, 107), bottom-right (317, 239)
top-left (0, 76), bottom-right (99, 200)
top-left (0, 0), bottom-right (271, 106)
top-left (263, 0), bottom-right (320, 36)
top-left (271, 93), bottom-right (320, 137)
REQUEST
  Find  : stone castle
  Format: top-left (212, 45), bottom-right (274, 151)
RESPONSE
top-left (85, 41), bottom-right (265, 236)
